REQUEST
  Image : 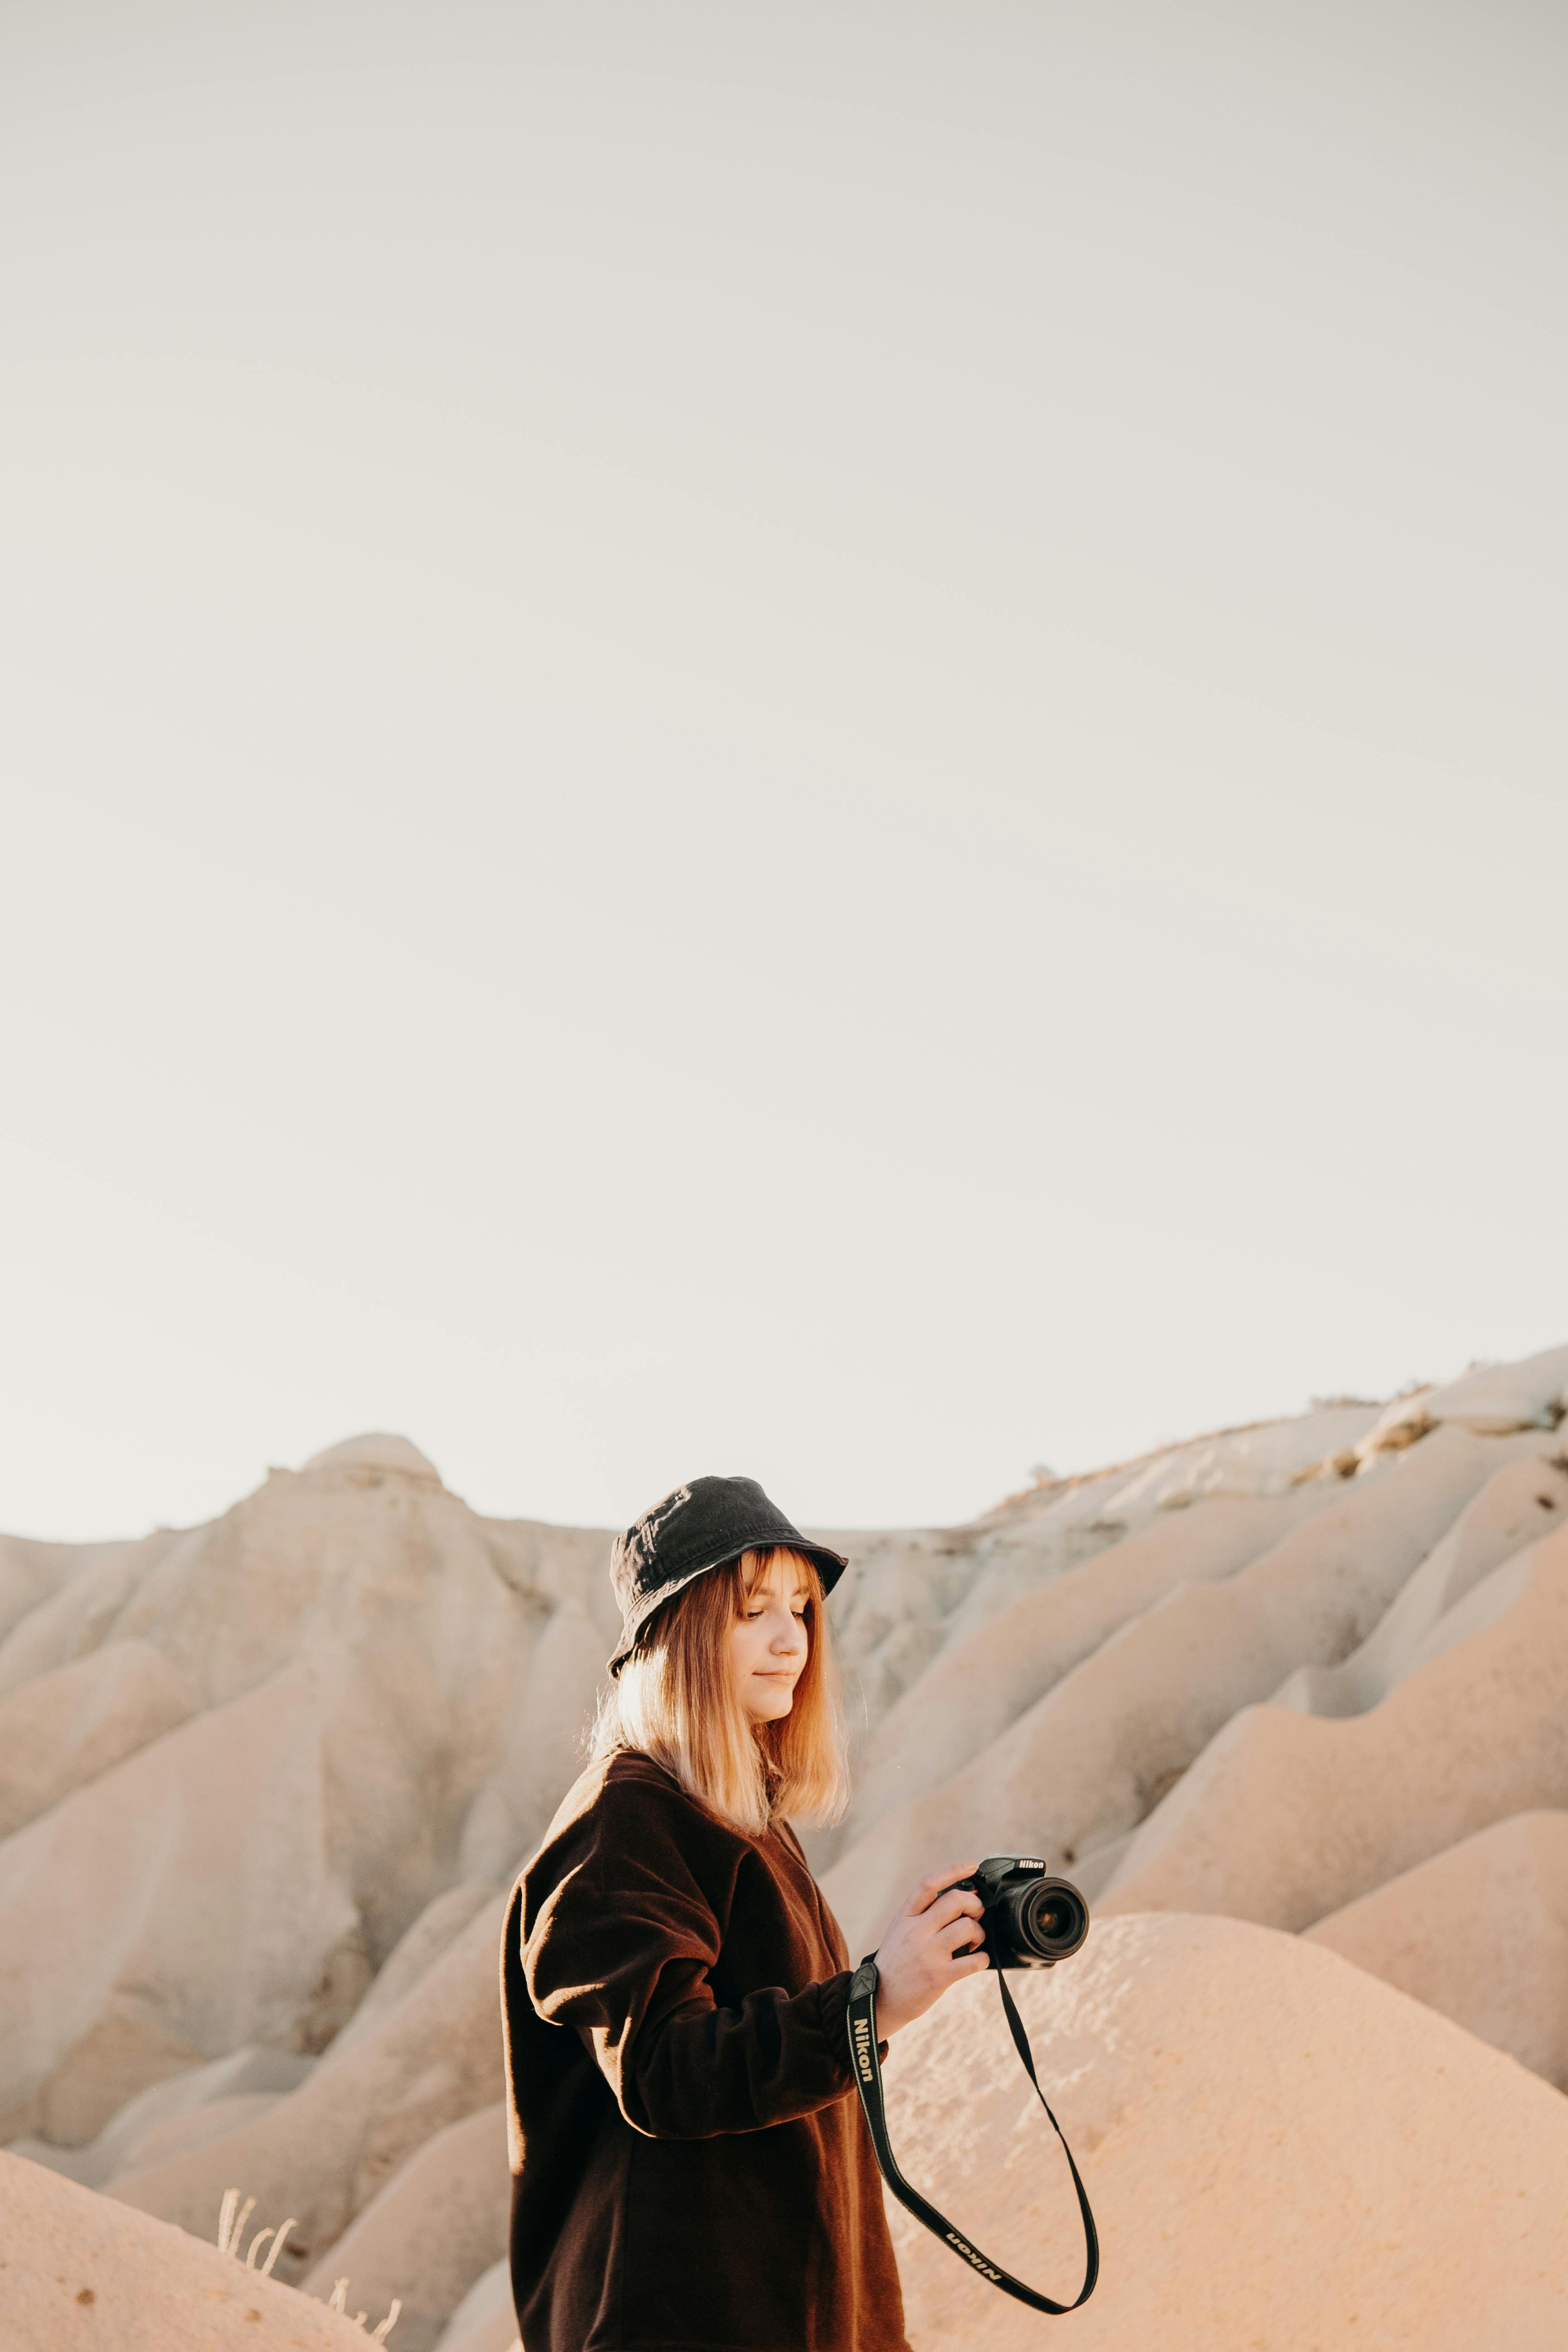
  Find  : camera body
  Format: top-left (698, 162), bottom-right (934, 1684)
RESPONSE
top-left (950, 1855), bottom-right (1090, 1970)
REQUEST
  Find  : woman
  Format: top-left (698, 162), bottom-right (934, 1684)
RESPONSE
top-left (501, 1474), bottom-right (989, 2352)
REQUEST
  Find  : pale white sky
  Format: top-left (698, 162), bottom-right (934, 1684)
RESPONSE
top-left (2, 0), bottom-right (1564, 1540)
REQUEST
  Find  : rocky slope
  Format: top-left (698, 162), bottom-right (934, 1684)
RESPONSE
top-left (0, 2144), bottom-right (385, 2351)
top-left (3, 1347), bottom-right (1566, 2347)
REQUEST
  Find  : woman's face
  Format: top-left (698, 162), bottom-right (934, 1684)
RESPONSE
top-left (728, 1554), bottom-right (811, 1724)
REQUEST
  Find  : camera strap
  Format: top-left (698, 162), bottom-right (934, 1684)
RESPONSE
top-left (846, 1954), bottom-right (1099, 2314)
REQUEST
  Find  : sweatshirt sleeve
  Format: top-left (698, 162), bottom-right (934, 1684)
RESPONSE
top-left (523, 1781), bottom-right (858, 2139)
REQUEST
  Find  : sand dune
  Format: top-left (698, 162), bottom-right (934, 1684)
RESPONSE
top-left (1, 2146), bottom-right (376, 2352)
top-left (1306, 1809), bottom-right (1568, 2088)
top-left (884, 1913), bottom-right (1568, 2352)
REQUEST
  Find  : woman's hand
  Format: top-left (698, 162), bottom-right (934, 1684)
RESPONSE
top-left (871, 1861), bottom-right (988, 2037)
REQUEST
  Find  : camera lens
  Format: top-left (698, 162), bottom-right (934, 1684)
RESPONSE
top-left (1003, 1877), bottom-right (1089, 1964)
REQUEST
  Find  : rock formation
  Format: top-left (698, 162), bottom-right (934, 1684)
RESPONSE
top-left (0, 1437), bottom-right (615, 2149)
top-left (2, 1348), bottom-right (1566, 2348)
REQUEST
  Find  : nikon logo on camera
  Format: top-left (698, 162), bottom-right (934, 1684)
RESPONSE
top-left (852, 2015), bottom-right (875, 2083)
top-left (944, 2230), bottom-right (1002, 2282)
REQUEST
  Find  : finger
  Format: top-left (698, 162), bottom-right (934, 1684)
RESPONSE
top-left (924, 1889), bottom-right (985, 1930)
top-left (927, 1913), bottom-right (983, 1954)
top-left (909, 1863), bottom-right (981, 1914)
top-left (956, 1948), bottom-right (990, 1974)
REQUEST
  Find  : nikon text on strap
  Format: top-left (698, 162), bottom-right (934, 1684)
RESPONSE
top-left (846, 1954), bottom-right (1099, 2314)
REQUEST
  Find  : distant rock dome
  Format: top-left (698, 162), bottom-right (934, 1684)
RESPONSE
top-left (299, 1433), bottom-right (443, 1484)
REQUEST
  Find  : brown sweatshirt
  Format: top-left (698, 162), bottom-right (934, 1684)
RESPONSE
top-left (500, 1749), bottom-right (910, 2352)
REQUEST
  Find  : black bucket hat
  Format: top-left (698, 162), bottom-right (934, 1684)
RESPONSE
top-left (607, 1475), bottom-right (848, 1678)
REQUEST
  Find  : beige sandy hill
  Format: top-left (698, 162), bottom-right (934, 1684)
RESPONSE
top-left (0, 1524), bottom-right (203, 1704)
top-left (796, 1408), bottom-right (1377, 1766)
top-left (1100, 1519), bottom-right (1568, 1932)
top-left (0, 1435), bottom-right (621, 1771)
top-left (8, 2045), bottom-right (314, 2190)
top-left (0, 1660), bottom-right (370, 2145)
top-left (0, 2148), bottom-right (377, 2352)
top-left (299, 1434), bottom-right (446, 1484)
top-left (807, 1529), bottom-right (994, 1732)
top-left (105, 1901), bottom-right (513, 2344)
top-left (0, 1524), bottom-right (186, 1659)
top-left (836, 1403), bottom-right (1379, 1721)
top-left (823, 1423), bottom-right (1533, 1957)
top-left (297, 2103), bottom-right (510, 2352)
top-left (432, 2261), bottom-right (517, 2352)
top-left (0, 1635), bottom-right (195, 1840)
top-left (830, 1480), bottom-right (1350, 1867)
top-left (108, 1887), bottom-right (510, 2288)
top-left (1305, 1810), bottom-right (1568, 2088)
top-left (1357, 1342), bottom-right (1568, 1458)
top-left (1271, 1448), bottom-right (1568, 1717)
top-left (328, 1883), bottom-right (498, 2060)
top-left (884, 1913), bottom-right (1568, 2352)
top-left (0, 1440), bottom-right (617, 2145)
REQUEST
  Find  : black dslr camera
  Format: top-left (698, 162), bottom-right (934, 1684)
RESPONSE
top-left (951, 1855), bottom-right (1090, 1969)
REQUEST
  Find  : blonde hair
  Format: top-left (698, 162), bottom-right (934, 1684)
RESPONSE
top-left (592, 1547), bottom-right (852, 1837)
